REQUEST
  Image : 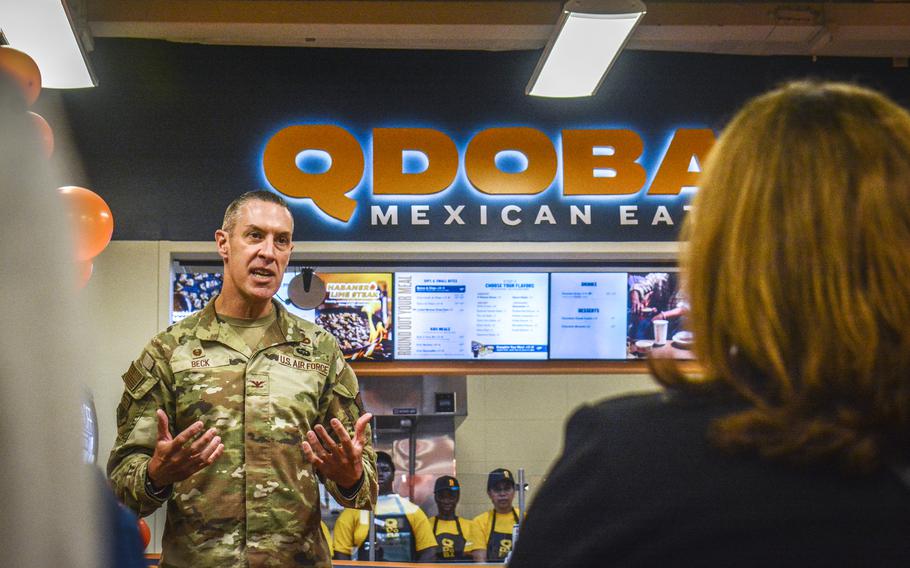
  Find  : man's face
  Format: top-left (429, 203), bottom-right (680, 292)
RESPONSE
top-left (435, 489), bottom-right (459, 516)
top-left (488, 481), bottom-right (515, 511)
top-left (216, 200), bottom-right (293, 305)
top-left (377, 459), bottom-right (395, 489)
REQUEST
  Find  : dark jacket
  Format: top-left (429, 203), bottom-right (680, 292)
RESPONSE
top-left (510, 392), bottom-right (910, 567)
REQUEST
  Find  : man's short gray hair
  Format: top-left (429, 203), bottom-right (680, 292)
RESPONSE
top-left (221, 191), bottom-right (291, 233)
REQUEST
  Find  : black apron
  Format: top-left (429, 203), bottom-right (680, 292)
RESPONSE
top-left (486, 509), bottom-right (519, 562)
top-left (433, 516), bottom-right (470, 563)
top-left (356, 498), bottom-right (416, 562)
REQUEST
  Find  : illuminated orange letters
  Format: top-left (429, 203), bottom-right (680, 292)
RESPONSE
top-left (647, 128), bottom-right (715, 195)
top-left (464, 127), bottom-right (557, 195)
top-left (262, 125), bottom-right (715, 221)
top-left (562, 129), bottom-right (647, 196)
top-left (373, 128), bottom-right (458, 195)
top-left (262, 125), bottom-right (364, 222)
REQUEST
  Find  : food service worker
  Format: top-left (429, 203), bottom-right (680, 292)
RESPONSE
top-left (473, 468), bottom-right (521, 562)
top-left (429, 476), bottom-right (485, 562)
top-left (333, 451), bottom-right (437, 562)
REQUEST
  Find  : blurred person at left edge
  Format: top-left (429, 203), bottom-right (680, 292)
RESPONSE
top-left (0, 73), bottom-right (103, 565)
top-left (107, 190), bottom-right (378, 567)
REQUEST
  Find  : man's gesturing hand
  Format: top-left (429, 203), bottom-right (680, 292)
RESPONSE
top-left (302, 413), bottom-right (373, 489)
top-left (147, 409), bottom-right (224, 488)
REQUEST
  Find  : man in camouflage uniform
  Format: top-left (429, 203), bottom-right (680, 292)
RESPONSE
top-left (108, 191), bottom-right (377, 567)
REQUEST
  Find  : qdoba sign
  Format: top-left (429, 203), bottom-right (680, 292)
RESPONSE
top-left (261, 125), bottom-right (715, 241)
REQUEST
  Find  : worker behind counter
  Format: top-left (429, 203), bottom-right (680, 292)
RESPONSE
top-left (320, 521), bottom-right (333, 557)
top-left (472, 468), bottom-right (521, 562)
top-left (334, 452), bottom-right (437, 562)
top-left (428, 476), bottom-right (485, 563)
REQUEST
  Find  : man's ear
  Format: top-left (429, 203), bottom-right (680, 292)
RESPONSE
top-left (215, 229), bottom-right (230, 261)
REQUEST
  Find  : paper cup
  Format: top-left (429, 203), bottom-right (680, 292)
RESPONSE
top-left (653, 319), bottom-right (668, 345)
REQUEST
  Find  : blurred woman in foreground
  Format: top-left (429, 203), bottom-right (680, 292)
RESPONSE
top-left (510, 81), bottom-right (910, 567)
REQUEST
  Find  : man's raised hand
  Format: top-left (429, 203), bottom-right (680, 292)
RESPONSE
top-left (302, 412), bottom-right (373, 489)
top-left (147, 409), bottom-right (224, 488)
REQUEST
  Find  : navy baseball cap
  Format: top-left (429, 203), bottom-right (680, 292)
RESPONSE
top-left (434, 475), bottom-right (460, 493)
top-left (486, 468), bottom-right (515, 491)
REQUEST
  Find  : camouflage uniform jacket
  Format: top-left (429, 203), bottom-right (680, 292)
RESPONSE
top-left (107, 299), bottom-right (378, 567)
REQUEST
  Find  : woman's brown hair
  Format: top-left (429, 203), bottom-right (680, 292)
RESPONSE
top-left (655, 81), bottom-right (910, 474)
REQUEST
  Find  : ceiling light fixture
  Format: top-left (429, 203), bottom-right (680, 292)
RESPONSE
top-left (526, 0), bottom-right (646, 98)
top-left (0, 0), bottom-right (97, 88)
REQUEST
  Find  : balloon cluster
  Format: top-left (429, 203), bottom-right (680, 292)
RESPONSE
top-left (0, 46), bottom-right (113, 288)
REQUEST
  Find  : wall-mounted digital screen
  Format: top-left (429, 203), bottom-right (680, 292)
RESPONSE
top-left (173, 267), bottom-right (693, 363)
top-left (549, 273), bottom-right (628, 359)
top-left (173, 272), bottom-right (223, 323)
top-left (395, 272), bottom-right (549, 360)
top-left (317, 273), bottom-right (393, 361)
top-left (626, 272), bottom-right (694, 360)
top-left (174, 270), bottom-right (393, 361)
top-left (278, 271), bottom-right (394, 361)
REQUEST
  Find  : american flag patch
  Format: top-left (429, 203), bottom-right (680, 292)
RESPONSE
top-left (123, 363), bottom-right (144, 392)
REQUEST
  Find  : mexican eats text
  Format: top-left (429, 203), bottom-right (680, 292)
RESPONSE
top-left (262, 126), bottom-right (715, 225)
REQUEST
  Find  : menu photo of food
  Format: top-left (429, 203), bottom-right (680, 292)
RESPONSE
top-left (626, 271), bottom-right (695, 360)
top-left (315, 273), bottom-right (394, 361)
top-left (172, 271), bottom-right (223, 323)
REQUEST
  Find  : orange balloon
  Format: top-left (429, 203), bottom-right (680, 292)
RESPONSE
top-left (137, 517), bottom-right (151, 549)
top-left (57, 186), bottom-right (114, 261)
top-left (76, 260), bottom-right (93, 289)
top-left (27, 111), bottom-right (54, 158)
top-left (0, 46), bottom-right (41, 106)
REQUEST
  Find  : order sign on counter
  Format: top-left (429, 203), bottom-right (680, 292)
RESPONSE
top-left (395, 272), bottom-right (549, 360)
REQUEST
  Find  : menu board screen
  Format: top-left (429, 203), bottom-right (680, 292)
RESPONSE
top-left (172, 272), bottom-right (223, 323)
top-left (549, 273), bottom-right (628, 359)
top-left (626, 272), bottom-right (694, 360)
top-left (395, 272), bottom-right (549, 360)
top-left (173, 267), bottom-right (690, 363)
top-left (278, 272), bottom-right (394, 361)
top-left (316, 273), bottom-right (393, 361)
